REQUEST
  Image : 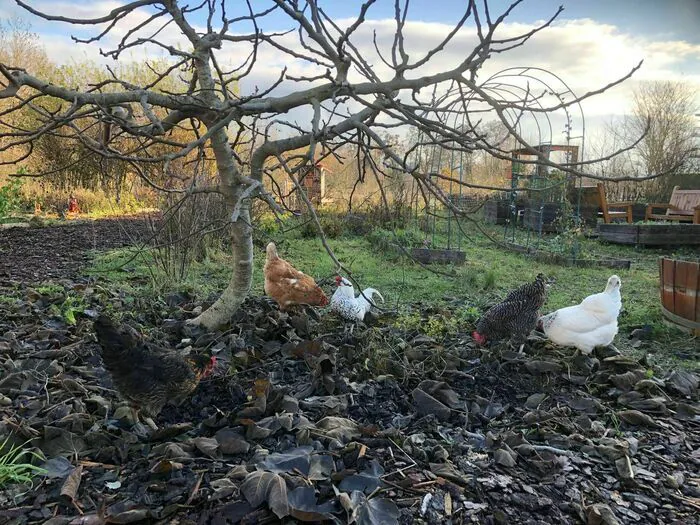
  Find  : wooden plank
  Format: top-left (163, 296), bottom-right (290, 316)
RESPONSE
top-left (502, 242), bottom-right (631, 269)
top-left (598, 224), bottom-right (638, 244)
top-left (661, 305), bottom-right (700, 336)
top-left (673, 261), bottom-right (697, 321)
top-left (661, 258), bottom-right (675, 313)
top-left (659, 256), bottom-right (664, 307)
top-left (637, 224), bottom-right (700, 245)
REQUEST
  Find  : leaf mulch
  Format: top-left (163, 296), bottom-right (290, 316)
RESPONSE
top-left (0, 219), bottom-right (698, 524)
top-left (0, 279), bottom-right (698, 525)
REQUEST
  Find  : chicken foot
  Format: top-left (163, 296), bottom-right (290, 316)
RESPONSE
top-left (131, 407), bottom-right (159, 431)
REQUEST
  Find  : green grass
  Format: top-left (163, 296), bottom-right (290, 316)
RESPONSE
top-left (0, 437), bottom-right (46, 488)
top-left (86, 216), bottom-right (699, 371)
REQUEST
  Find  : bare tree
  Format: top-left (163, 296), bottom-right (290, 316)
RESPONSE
top-left (625, 81), bottom-right (698, 176)
top-left (0, 0), bottom-right (654, 328)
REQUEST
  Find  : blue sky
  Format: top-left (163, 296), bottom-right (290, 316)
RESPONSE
top-left (6, 0), bottom-right (699, 45)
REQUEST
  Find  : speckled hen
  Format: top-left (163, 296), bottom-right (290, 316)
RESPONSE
top-left (330, 276), bottom-right (384, 324)
top-left (93, 314), bottom-right (216, 430)
top-left (472, 273), bottom-right (548, 352)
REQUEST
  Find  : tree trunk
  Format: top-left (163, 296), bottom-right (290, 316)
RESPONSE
top-left (189, 203), bottom-right (253, 329)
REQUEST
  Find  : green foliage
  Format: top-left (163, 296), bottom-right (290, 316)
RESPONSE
top-left (0, 437), bottom-right (46, 488)
top-left (366, 228), bottom-right (423, 255)
top-left (482, 269), bottom-right (497, 290)
top-left (394, 306), bottom-right (481, 340)
top-left (48, 293), bottom-right (86, 326)
top-left (0, 177), bottom-right (24, 217)
top-left (300, 214), bottom-right (345, 239)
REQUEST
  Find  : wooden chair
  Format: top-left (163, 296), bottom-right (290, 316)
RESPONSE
top-left (646, 186), bottom-right (700, 224)
top-left (596, 183), bottom-right (634, 223)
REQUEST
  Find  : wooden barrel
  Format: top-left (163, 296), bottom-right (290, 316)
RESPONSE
top-left (659, 257), bottom-right (700, 335)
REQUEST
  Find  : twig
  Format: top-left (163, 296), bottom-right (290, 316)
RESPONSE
top-left (185, 473), bottom-right (204, 505)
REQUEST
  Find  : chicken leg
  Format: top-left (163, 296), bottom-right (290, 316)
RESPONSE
top-left (131, 406), bottom-right (158, 431)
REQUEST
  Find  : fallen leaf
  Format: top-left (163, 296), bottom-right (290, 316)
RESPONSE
top-left (287, 486), bottom-right (337, 521)
top-left (616, 410), bottom-right (658, 427)
top-left (338, 460), bottom-right (384, 493)
top-left (349, 491), bottom-right (399, 525)
top-left (525, 360), bottom-right (563, 374)
top-left (41, 456), bottom-right (74, 479)
top-left (586, 503), bottom-right (621, 525)
top-left (193, 437), bottom-right (220, 459)
top-left (240, 470), bottom-right (289, 519)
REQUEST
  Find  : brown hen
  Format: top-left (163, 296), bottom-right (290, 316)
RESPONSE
top-left (264, 242), bottom-right (329, 311)
top-left (93, 314), bottom-right (216, 430)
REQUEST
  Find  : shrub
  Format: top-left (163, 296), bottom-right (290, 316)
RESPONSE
top-left (0, 178), bottom-right (24, 217)
top-left (300, 213), bottom-right (345, 239)
top-left (147, 191), bottom-right (229, 283)
top-left (367, 228), bottom-right (423, 255)
top-left (344, 213), bottom-right (373, 236)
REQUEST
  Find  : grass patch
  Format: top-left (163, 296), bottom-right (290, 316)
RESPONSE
top-left (0, 437), bottom-right (46, 488)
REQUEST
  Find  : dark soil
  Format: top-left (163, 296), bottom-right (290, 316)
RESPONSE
top-left (0, 218), bottom-right (149, 284)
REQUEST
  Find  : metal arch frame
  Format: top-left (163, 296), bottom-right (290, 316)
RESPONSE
top-left (405, 66), bottom-right (587, 258)
top-left (478, 66), bottom-right (587, 253)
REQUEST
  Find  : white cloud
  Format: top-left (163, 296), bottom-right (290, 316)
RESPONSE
top-left (10, 5), bottom-right (700, 147)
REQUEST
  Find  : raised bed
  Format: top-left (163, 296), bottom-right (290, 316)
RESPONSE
top-left (659, 257), bottom-right (700, 335)
top-left (523, 203), bottom-right (563, 233)
top-left (598, 223), bottom-right (700, 246)
top-left (483, 200), bottom-right (511, 224)
top-left (411, 248), bottom-right (466, 265)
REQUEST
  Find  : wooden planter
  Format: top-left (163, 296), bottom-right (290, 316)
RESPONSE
top-left (659, 258), bottom-right (700, 335)
top-left (523, 204), bottom-right (563, 233)
top-left (483, 200), bottom-right (511, 224)
top-left (598, 223), bottom-right (700, 245)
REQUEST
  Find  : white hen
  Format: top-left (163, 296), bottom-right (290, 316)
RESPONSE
top-left (330, 276), bottom-right (384, 323)
top-left (538, 275), bottom-right (622, 355)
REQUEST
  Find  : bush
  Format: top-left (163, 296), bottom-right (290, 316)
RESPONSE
top-left (367, 228), bottom-right (423, 254)
top-left (147, 192), bottom-right (229, 283)
top-left (300, 213), bottom-right (345, 239)
top-left (0, 178), bottom-right (24, 218)
top-left (344, 213), bottom-right (373, 236)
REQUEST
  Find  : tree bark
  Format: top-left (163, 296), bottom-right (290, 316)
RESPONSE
top-left (190, 202), bottom-right (253, 329)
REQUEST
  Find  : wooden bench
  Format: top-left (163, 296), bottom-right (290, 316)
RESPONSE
top-left (596, 183), bottom-right (634, 223)
top-left (645, 186), bottom-right (700, 224)
top-left (568, 184), bottom-right (635, 223)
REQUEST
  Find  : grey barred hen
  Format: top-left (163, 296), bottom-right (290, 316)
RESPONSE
top-left (472, 273), bottom-right (547, 352)
top-left (94, 314), bottom-right (216, 430)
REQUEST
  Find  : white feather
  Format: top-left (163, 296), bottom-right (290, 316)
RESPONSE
top-left (541, 275), bottom-right (622, 354)
top-left (330, 280), bottom-right (383, 322)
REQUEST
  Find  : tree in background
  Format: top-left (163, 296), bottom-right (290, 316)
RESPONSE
top-left (0, 0), bottom-right (658, 328)
top-left (629, 81), bottom-right (698, 176)
top-left (589, 81), bottom-right (698, 201)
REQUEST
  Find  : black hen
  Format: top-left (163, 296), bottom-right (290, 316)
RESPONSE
top-left (93, 314), bottom-right (216, 429)
top-left (472, 273), bottom-right (547, 351)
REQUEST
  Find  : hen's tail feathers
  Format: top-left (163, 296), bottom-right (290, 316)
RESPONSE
top-left (362, 288), bottom-right (384, 304)
top-left (357, 288), bottom-right (383, 313)
top-left (94, 314), bottom-right (140, 361)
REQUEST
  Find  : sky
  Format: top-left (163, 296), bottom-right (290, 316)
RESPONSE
top-left (1, 0), bottom-right (699, 153)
